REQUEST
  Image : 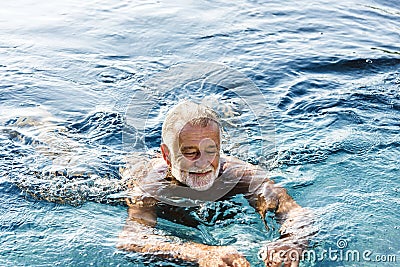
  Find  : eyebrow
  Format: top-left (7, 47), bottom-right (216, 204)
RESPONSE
top-left (180, 145), bottom-right (218, 151)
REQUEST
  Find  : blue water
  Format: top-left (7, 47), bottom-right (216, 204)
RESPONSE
top-left (1, 0), bottom-right (399, 266)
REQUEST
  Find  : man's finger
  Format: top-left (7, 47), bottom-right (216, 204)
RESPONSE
top-left (289, 259), bottom-right (299, 267)
top-left (270, 260), bottom-right (283, 267)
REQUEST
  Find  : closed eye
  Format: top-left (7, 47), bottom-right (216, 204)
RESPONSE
top-left (182, 150), bottom-right (199, 159)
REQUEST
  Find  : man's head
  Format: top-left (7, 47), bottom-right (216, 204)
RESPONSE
top-left (161, 100), bottom-right (221, 191)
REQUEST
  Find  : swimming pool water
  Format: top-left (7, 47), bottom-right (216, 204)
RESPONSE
top-left (1, 0), bottom-right (399, 266)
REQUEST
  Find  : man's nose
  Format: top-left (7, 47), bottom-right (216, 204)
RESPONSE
top-left (194, 152), bottom-right (211, 169)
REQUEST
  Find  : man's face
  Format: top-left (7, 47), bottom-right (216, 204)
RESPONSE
top-left (165, 121), bottom-right (220, 191)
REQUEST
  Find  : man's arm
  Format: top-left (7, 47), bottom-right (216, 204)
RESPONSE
top-left (222, 158), bottom-right (315, 267)
top-left (117, 203), bottom-right (251, 267)
top-left (248, 173), bottom-right (315, 267)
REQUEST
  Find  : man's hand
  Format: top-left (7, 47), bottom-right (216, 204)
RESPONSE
top-left (258, 239), bottom-right (304, 267)
top-left (197, 245), bottom-right (250, 267)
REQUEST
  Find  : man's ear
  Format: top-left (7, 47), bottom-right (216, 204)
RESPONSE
top-left (160, 144), bottom-right (171, 166)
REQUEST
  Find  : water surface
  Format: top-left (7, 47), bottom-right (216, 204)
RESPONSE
top-left (1, 0), bottom-right (399, 266)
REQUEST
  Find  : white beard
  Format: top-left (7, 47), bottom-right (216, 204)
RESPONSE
top-left (171, 163), bottom-right (219, 191)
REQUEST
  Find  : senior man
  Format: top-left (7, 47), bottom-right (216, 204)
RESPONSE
top-left (118, 100), bottom-right (313, 267)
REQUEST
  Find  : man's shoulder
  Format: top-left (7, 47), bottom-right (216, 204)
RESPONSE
top-left (220, 155), bottom-right (256, 171)
top-left (220, 155), bottom-right (267, 182)
top-left (120, 155), bottom-right (166, 182)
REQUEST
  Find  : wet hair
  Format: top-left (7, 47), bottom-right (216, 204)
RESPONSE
top-left (161, 100), bottom-right (221, 149)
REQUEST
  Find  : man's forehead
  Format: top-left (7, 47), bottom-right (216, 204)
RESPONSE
top-left (177, 121), bottom-right (220, 146)
top-left (179, 121), bottom-right (220, 136)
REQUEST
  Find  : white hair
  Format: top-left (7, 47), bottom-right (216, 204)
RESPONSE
top-left (161, 100), bottom-right (221, 149)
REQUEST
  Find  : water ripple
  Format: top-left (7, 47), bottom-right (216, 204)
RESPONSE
top-left (298, 57), bottom-right (400, 74)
